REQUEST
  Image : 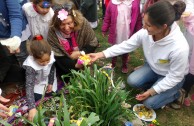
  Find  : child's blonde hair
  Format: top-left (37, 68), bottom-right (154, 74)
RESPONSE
top-left (28, 35), bottom-right (51, 59)
top-left (50, 1), bottom-right (84, 31)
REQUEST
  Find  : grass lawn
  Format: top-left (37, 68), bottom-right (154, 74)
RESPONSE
top-left (93, 7), bottom-right (194, 126)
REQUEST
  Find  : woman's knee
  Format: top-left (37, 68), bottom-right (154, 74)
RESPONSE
top-left (127, 75), bottom-right (139, 88)
top-left (143, 98), bottom-right (158, 109)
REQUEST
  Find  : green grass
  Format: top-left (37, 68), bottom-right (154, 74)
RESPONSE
top-left (94, 7), bottom-right (194, 126)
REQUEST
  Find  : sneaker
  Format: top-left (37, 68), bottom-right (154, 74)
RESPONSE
top-left (170, 89), bottom-right (185, 109)
top-left (161, 105), bottom-right (166, 109)
top-left (184, 97), bottom-right (190, 107)
top-left (177, 89), bottom-right (185, 104)
top-left (122, 67), bottom-right (128, 73)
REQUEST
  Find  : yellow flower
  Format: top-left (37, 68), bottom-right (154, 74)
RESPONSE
top-left (152, 119), bottom-right (157, 123)
top-left (79, 55), bottom-right (91, 65)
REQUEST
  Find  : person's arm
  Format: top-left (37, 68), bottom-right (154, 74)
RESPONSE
top-left (153, 49), bottom-right (189, 94)
top-left (77, 18), bottom-right (98, 53)
top-left (6, 0), bottom-right (23, 37)
top-left (0, 89), bottom-right (10, 118)
top-left (80, 0), bottom-right (94, 16)
top-left (89, 29), bottom-right (144, 62)
top-left (103, 29), bottom-right (144, 58)
top-left (48, 64), bottom-right (55, 85)
top-left (136, 49), bottom-right (189, 101)
top-left (133, 0), bottom-right (143, 33)
top-left (47, 64), bottom-right (55, 93)
top-left (55, 55), bottom-right (79, 74)
top-left (0, 0), bottom-right (23, 53)
top-left (182, 13), bottom-right (194, 35)
top-left (24, 66), bottom-right (37, 122)
top-left (101, 2), bottom-right (112, 34)
top-left (24, 66), bottom-right (36, 110)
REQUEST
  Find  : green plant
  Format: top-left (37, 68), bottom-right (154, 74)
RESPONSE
top-left (62, 65), bottom-right (134, 126)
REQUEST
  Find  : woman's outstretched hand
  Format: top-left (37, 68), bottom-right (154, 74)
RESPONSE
top-left (0, 96), bottom-right (10, 118)
top-left (88, 52), bottom-right (105, 64)
top-left (136, 91), bottom-right (151, 101)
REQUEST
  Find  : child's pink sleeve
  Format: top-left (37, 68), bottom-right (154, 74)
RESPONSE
top-left (183, 13), bottom-right (194, 35)
top-left (72, 39), bottom-right (78, 47)
top-left (101, 3), bottom-right (112, 33)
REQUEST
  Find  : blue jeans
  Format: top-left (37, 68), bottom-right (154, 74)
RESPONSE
top-left (127, 63), bottom-right (184, 109)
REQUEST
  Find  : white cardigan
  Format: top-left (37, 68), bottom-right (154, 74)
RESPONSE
top-left (22, 2), bottom-right (54, 39)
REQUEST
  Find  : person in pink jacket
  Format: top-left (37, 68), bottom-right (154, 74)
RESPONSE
top-left (181, 11), bottom-right (194, 107)
top-left (102, 0), bottom-right (142, 73)
top-left (170, 0), bottom-right (194, 109)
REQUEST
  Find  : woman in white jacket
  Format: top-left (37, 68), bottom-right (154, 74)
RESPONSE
top-left (89, 1), bottom-right (189, 109)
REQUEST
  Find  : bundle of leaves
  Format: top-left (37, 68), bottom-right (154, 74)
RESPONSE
top-left (62, 65), bottom-right (134, 126)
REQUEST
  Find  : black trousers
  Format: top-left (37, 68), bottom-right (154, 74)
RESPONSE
top-left (102, 0), bottom-right (106, 19)
top-left (0, 44), bottom-right (25, 85)
top-left (182, 73), bottom-right (194, 97)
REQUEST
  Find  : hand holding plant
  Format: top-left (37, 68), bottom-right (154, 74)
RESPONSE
top-left (46, 84), bottom-right (53, 93)
top-left (28, 108), bottom-right (37, 122)
top-left (0, 95), bottom-right (10, 118)
top-left (88, 52), bottom-right (105, 63)
top-left (70, 50), bottom-right (81, 60)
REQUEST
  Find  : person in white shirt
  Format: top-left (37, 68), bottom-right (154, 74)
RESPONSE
top-left (89, 1), bottom-right (189, 109)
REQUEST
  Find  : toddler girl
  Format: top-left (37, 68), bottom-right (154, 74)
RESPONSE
top-left (102, 0), bottom-right (142, 73)
top-left (23, 35), bottom-right (57, 121)
top-left (22, 0), bottom-right (54, 39)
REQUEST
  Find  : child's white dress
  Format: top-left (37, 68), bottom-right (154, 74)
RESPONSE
top-left (112, 0), bottom-right (133, 44)
top-left (22, 2), bottom-right (54, 39)
top-left (23, 51), bottom-right (57, 94)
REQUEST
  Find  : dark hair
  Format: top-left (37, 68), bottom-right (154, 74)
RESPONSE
top-left (145, 0), bottom-right (186, 27)
top-left (50, 1), bottom-right (83, 31)
top-left (29, 35), bottom-right (51, 59)
top-left (32, 0), bottom-right (53, 5)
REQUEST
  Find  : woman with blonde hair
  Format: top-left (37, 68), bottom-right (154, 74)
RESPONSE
top-left (47, 1), bottom-right (98, 82)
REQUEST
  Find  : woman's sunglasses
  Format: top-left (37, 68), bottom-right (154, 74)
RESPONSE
top-left (52, 3), bottom-right (73, 11)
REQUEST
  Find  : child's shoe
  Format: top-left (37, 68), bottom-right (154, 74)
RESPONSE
top-left (184, 97), bottom-right (190, 107)
top-left (191, 94), bottom-right (194, 101)
top-left (122, 65), bottom-right (128, 74)
top-left (170, 89), bottom-right (185, 109)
